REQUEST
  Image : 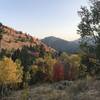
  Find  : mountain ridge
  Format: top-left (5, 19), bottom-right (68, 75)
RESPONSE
top-left (42, 36), bottom-right (80, 53)
top-left (0, 23), bottom-right (54, 52)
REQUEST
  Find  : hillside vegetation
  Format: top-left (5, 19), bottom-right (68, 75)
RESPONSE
top-left (0, 23), bottom-right (53, 52)
top-left (0, 0), bottom-right (100, 100)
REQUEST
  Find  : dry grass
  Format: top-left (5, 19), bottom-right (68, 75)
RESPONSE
top-left (2, 80), bottom-right (100, 100)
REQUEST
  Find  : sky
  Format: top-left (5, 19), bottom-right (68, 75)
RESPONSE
top-left (0, 0), bottom-right (88, 41)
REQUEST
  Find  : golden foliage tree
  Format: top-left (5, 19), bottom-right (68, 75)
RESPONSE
top-left (0, 57), bottom-right (23, 85)
top-left (44, 55), bottom-right (57, 80)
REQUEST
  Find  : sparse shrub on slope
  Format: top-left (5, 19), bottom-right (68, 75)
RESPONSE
top-left (0, 23), bottom-right (6, 50)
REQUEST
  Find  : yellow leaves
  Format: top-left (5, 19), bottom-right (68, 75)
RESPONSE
top-left (31, 65), bottom-right (38, 74)
top-left (43, 56), bottom-right (57, 80)
top-left (0, 57), bottom-right (23, 84)
top-left (70, 54), bottom-right (81, 63)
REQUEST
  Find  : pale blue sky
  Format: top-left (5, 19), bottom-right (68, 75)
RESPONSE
top-left (0, 0), bottom-right (88, 40)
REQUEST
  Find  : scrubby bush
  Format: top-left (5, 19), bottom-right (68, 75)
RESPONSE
top-left (30, 65), bottom-right (39, 84)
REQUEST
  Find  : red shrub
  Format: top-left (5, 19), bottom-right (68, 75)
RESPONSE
top-left (53, 62), bottom-right (77, 81)
top-left (53, 62), bottom-right (64, 81)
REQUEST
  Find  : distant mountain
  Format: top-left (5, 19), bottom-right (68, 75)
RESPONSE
top-left (42, 36), bottom-right (80, 53)
top-left (0, 23), bottom-right (54, 52)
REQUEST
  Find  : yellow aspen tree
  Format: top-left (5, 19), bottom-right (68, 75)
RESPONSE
top-left (0, 57), bottom-right (23, 85)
